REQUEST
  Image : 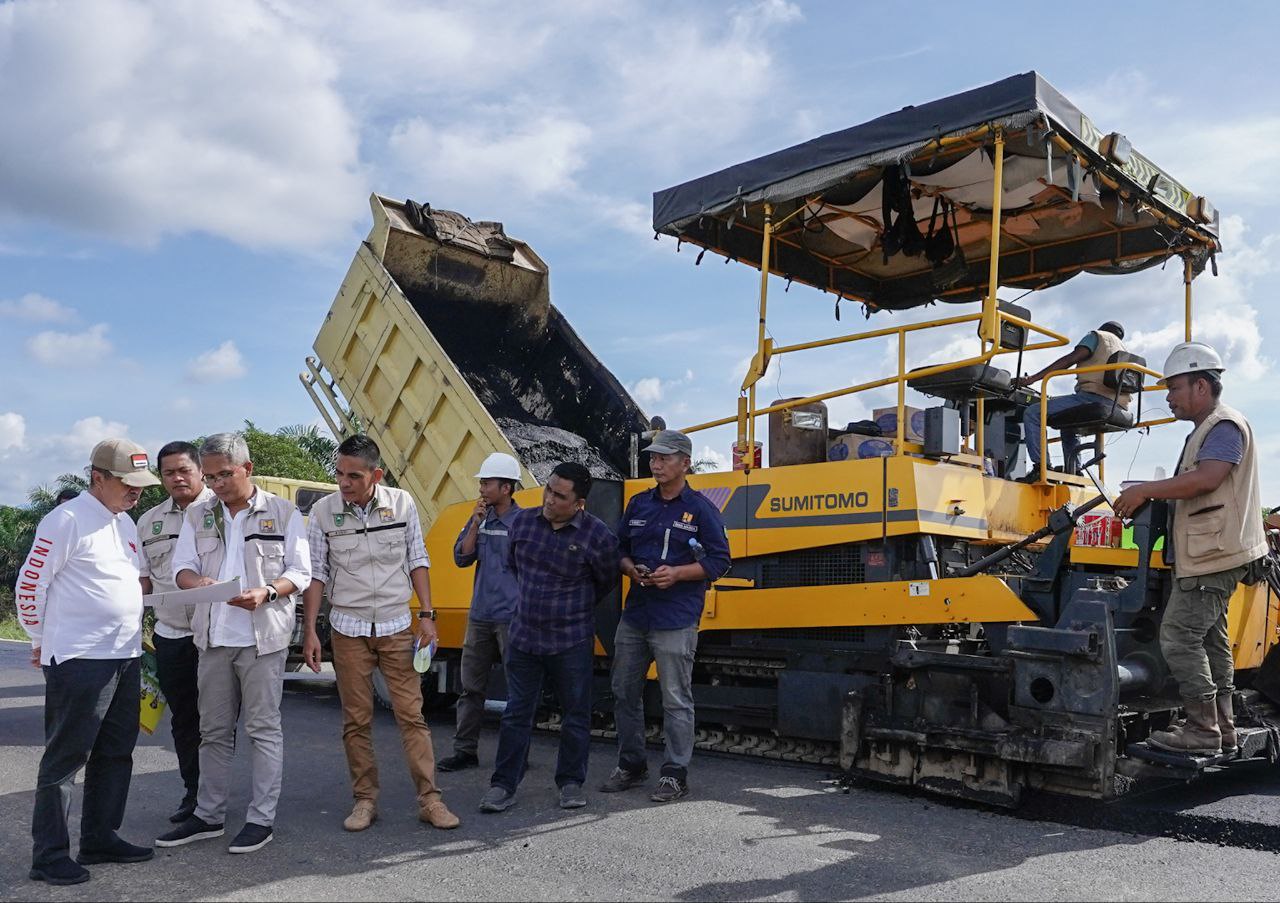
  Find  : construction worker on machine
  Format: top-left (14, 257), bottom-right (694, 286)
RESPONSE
top-left (1015, 320), bottom-right (1131, 478)
top-left (1114, 342), bottom-right (1267, 756)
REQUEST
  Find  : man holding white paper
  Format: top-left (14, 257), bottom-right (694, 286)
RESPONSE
top-left (302, 434), bottom-right (459, 833)
top-left (155, 433), bottom-right (310, 855)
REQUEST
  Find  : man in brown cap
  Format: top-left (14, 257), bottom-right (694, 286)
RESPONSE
top-left (17, 438), bottom-right (160, 886)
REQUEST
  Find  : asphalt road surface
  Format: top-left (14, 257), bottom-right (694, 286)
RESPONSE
top-left (3, 637), bottom-right (1280, 902)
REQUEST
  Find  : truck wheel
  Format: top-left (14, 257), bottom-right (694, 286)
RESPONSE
top-left (420, 676), bottom-right (458, 713)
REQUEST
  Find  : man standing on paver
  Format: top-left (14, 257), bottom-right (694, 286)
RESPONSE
top-left (1115, 342), bottom-right (1267, 756)
top-left (301, 434), bottom-right (460, 832)
top-left (479, 462), bottom-right (620, 813)
top-left (601, 429), bottom-right (730, 802)
top-left (20, 438), bottom-right (161, 885)
top-left (438, 452), bottom-right (523, 773)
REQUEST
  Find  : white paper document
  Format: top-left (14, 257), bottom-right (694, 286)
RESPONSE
top-left (143, 577), bottom-right (242, 612)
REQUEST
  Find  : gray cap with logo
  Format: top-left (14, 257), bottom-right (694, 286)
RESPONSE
top-left (90, 438), bottom-right (161, 488)
top-left (641, 429), bottom-right (693, 458)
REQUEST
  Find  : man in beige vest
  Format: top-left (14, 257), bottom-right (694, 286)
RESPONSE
top-left (138, 441), bottom-right (214, 825)
top-left (155, 432), bottom-right (310, 855)
top-left (1115, 341), bottom-right (1267, 756)
top-left (302, 434), bottom-right (460, 832)
top-left (1015, 320), bottom-right (1130, 477)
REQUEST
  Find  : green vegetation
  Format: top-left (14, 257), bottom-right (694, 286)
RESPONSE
top-left (0, 588), bottom-right (25, 641)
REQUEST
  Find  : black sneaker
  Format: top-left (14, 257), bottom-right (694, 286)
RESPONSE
top-left (29, 857), bottom-right (90, 886)
top-left (155, 815), bottom-right (224, 847)
top-left (76, 835), bottom-right (154, 864)
top-left (478, 785), bottom-right (517, 813)
top-left (598, 766), bottom-right (649, 793)
top-left (650, 775), bottom-right (689, 803)
top-left (228, 823), bottom-right (273, 854)
top-left (437, 751), bottom-right (480, 772)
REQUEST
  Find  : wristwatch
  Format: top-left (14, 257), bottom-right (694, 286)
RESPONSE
top-left (264, 585), bottom-right (279, 604)
top-left (417, 609), bottom-right (437, 621)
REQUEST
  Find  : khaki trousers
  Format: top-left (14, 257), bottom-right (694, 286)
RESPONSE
top-left (1161, 564), bottom-right (1248, 701)
top-left (331, 629), bottom-right (440, 806)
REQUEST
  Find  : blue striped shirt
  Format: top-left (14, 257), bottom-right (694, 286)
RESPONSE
top-left (506, 507), bottom-right (620, 655)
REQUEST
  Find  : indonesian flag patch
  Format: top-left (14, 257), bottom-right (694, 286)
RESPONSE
top-left (130, 453), bottom-right (149, 470)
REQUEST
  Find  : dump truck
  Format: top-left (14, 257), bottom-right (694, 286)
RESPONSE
top-left (305, 72), bottom-right (1280, 806)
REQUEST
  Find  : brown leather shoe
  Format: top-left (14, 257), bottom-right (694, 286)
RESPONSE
top-left (343, 800), bottom-right (377, 832)
top-left (1216, 693), bottom-right (1237, 753)
top-left (419, 800), bottom-right (460, 830)
top-left (1148, 698), bottom-right (1222, 756)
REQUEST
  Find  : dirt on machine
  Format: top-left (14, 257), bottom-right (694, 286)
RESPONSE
top-left (304, 71), bottom-right (1280, 807)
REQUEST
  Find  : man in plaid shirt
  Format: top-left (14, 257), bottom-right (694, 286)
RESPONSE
top-left (479, 462), bottom-right (620, 813)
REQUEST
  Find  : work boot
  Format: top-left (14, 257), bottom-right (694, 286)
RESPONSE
top-left (343, 800), bottom-right (377, 832)
top-left (1148, 698), bottom-right (1222, 756)
top-left (1216, 694), bottom-right (1238, 754)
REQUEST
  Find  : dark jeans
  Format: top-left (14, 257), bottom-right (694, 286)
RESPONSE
top-left (153, 634), bottom-right (201, 803)
top-left (33, 656), bottom-right (140, 867)
top-left (490, 639), bottom-right (594, 793)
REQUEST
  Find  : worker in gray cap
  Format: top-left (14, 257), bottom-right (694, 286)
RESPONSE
top-left (21, 438), bottom-right (160, 885)
top-left (602, 429), bottom-right (731, 803)
top-left (1015, 320), bottom-right (1131, 477)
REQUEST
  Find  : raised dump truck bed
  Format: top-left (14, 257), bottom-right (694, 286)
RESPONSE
top-left (303, 195), bottom-right (649, 522)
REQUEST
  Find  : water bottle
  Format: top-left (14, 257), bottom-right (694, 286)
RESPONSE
top-left (688, 537), bottom-right (706, 562)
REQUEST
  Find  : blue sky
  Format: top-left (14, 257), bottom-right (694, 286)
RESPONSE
top-left (2, 0), bottom-right (1278, 505)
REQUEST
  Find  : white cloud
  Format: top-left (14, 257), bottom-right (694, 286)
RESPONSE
top-left (388, 113), bottom-right (592, 202)
top-left (694, 444), bottom-right (730, 472)
top-left (0, 0), bottom-right (365, 251)
top-left (186, 340), bottom-right (247, 383)
top-left (56, 416), bottom-right (131, 459)
top-left (0, 412), bottom-right (26, 450)
top-left (26, 323), bottom-right (113, 366)
top-left (0, 293), bottom-right (76, 322)
top-left (632, 377), bottom-right (664, 405)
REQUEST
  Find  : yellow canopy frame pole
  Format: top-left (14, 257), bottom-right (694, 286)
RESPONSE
top-left (741, 202), bottom-right (774, 473)
top-left (896, 329), bottom-right (906, 456)
top-left (1184, 257), bottom-right (1194, 341)
top-left (977, 129), bottom-right (1005, 466)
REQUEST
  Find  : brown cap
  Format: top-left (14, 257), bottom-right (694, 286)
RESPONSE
top-left (90, 438), bottom-right (161, 488)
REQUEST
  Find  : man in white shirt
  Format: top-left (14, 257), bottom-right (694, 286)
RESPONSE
top-left (19, 438), bottom-right (160, 886)
top-left (154, 433), bottom-right (310, 855)
top-left (138, 440), bottom-right (214, 825)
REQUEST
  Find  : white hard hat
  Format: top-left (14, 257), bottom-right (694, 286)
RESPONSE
top-left (475, 452), bottom-right (522, 481)
top-left (1161, 341), bottom-right (1225, 384)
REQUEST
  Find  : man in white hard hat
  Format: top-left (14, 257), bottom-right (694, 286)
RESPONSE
top-left (20, 438), bottom-right (159, 885)
top-left (438, 452), bottom-right (523, 772)
top-left (1015, 320), bottom-right (1131, 477)
top-left (1115, 341), bottom-right (1267, 756)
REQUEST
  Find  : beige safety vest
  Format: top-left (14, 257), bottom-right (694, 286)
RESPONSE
top-left (1075, 330), bottom-right (1132, 410)
top-left (311, 485), bottom-right (418, 623)
top-left (140, 487), bottom-right (214, 632)
top-left (1170, 403), bottom-right (1266, 578)
top-left (184, 489), bottom-right (299, 654)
